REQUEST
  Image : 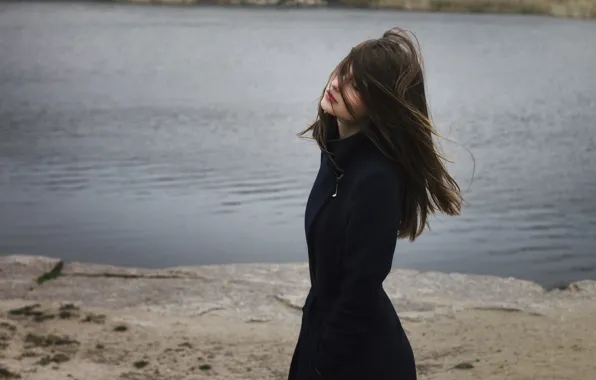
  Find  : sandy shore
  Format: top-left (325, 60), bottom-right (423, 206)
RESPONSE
top-left (1, 255), bottom-right (596, 379)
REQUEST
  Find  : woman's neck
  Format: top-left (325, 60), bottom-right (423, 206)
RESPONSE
top-left (337, 118), bottom-right (364, 138)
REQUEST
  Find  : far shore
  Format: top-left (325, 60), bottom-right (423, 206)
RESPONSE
top-left (1, 255), bottom-right (596, 379)
top-left (119, 0), bottom-right (596, 19)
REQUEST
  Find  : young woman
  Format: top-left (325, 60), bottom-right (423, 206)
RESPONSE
top-left (287, 28), bottom-right (462, 380)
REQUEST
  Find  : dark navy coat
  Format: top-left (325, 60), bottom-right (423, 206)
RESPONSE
top-left (288, 130), bottom-right (417, 380)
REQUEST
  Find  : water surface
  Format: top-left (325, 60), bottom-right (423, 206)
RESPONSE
top-left (1, 3), bottom-right (595, 287)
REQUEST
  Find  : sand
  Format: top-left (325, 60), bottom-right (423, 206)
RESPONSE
top-left (1, 255), bottom-right (595, 379)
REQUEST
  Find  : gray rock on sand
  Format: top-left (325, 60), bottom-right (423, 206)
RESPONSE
top-left (1, 255), bottom-right (595, 323)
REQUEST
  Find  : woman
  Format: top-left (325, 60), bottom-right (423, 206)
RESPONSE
top-left (287, 28), bottom-right (462, 380)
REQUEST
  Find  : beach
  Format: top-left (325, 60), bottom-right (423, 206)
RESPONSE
top-left (1, 255), bottom-right (596, 379)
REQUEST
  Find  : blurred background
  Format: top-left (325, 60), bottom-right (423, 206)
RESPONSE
top-left (1, 1), bottom-right (595, 289)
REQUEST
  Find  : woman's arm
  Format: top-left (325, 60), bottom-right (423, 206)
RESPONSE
top-left (312, 169), bottom-right (401, 377)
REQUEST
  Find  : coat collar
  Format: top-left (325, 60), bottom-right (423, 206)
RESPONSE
top-left (325, 127), bottom-right (374, 173)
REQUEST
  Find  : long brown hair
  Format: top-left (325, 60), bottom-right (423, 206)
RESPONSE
top-left (299, 27), bottom-right (462, 241)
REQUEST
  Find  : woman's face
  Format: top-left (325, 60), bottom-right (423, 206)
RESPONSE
top-left (320, 72), bottom-right (366, 122)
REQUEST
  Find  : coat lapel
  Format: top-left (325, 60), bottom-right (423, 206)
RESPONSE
top-left (305, 155), bottom-right (334, 243)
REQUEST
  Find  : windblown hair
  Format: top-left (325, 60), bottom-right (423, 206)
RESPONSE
top-left (300, 27), bottom-right (462, 241)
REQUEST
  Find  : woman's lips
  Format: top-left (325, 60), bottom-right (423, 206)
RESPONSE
top-left (325, 90), bottom-right (338, 104)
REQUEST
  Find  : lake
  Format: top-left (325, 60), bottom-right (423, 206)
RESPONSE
top-left (1, 2), bottom-right (595, 288)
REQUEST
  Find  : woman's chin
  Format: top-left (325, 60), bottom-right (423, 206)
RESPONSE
top-left (320, 100), bottom-right (335, 116)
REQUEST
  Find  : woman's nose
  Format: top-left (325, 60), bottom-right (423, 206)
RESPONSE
top-left (329, 77), bottom-right (339, 91)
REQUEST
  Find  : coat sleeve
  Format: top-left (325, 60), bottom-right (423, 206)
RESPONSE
top-left (312, 169), bottom-right (401, 377)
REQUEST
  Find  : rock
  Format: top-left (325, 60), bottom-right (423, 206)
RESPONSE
top-left (1, 255), bottom-right (595, 324)
top-left (0, 256), bottom-right (62, 299)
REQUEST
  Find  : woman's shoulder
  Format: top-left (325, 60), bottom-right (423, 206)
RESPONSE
top-left (348, 152), bottom-right (401, 193)
top-left (355, 147), bottom-right (399, 176)
top-left (344, 154), bottom-right (402, 218)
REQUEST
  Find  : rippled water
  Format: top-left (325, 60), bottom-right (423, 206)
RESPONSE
top-left (1, 3), bottom-right (595, 287)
